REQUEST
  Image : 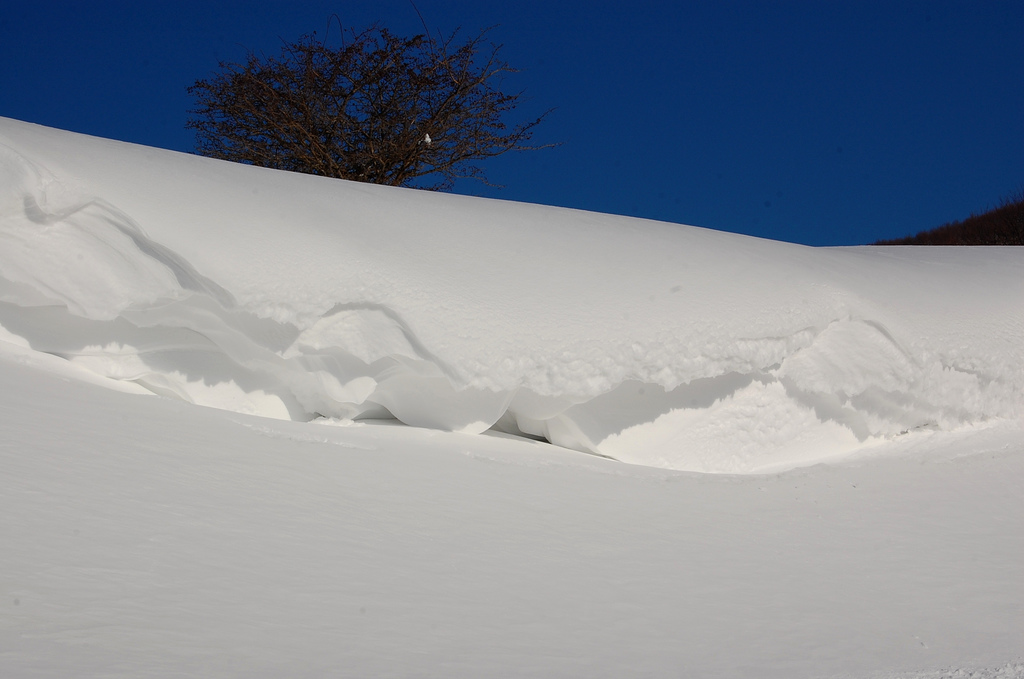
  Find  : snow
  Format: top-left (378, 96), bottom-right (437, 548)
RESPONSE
top-left (0, 116), bottom-right (1022, 677)
top-left (2, 117), bottom-right (1021, 472)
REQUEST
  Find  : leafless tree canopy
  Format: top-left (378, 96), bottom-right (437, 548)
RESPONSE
top-left (187, 23), bottom-right (553, 190)
top-left (874, 188), bottom-right (1024, 245)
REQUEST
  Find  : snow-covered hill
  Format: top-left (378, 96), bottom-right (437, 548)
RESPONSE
top-left (1, 117), bottom-right (1021, 472)
top-left (1, 117), bottom-right (1022, 677)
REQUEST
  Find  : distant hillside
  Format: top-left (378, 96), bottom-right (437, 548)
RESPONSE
top-left (875, 190), bottom-right (1024, 245)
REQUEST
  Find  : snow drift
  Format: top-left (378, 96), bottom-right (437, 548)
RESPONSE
top-left (1, 117), bottom-right (1022, 472)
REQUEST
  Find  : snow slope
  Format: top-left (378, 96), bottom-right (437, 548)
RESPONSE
top-left (2, 349), bottom-right (1023, 679)
top-left (1, 118), bottom-right (1023, 677)
top-left (1, 116), bottom-right (1021, 472)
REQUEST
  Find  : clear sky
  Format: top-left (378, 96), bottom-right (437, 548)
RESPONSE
top-left (2, 1), bottom-right (1022, 245)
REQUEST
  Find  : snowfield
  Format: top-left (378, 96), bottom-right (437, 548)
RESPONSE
top-left (1, 116), bottom-right (1022, 677)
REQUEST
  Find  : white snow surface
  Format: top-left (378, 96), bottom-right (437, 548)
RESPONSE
top-left (1, 118), bottom-right (1023, 677)
top-left (1, 117), bottom-right (1021, 472)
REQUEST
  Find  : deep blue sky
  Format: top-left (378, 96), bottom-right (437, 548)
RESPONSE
top-left (2, 1), bottom-right (1022, 245)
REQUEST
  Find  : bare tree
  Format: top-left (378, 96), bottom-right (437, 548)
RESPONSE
top-left (187, 22), bottom-right (554, 190)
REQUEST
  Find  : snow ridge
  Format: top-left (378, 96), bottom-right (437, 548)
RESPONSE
top-left (1, 118), bottom-right (1022, 472)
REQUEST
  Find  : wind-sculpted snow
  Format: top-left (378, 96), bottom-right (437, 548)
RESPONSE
top-left (1, 117), bottom-right (1022, 472)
